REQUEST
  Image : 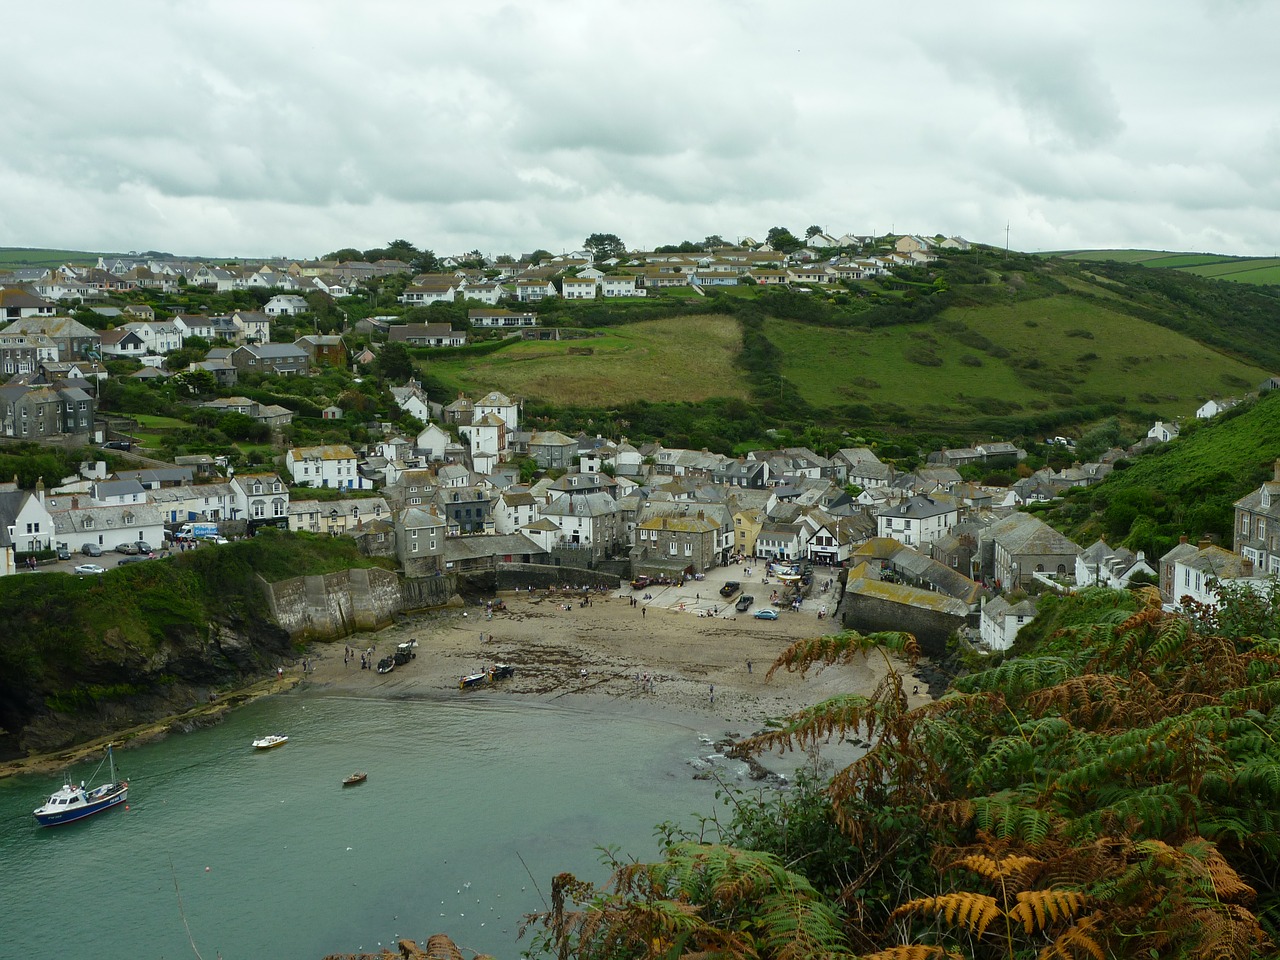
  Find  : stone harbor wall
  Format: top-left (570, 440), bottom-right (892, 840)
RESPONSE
top-left (496, 561), bottom-right (622, 593)
top-left (401, 573), bottom-right (459, 611)
top-left (261, 567), bottom-right (405, 639)
top-left (837, 591), bottom-right (966, 658)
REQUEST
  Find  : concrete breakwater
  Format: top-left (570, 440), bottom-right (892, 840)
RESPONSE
top-left (261, 568), bottom-right (459, 640)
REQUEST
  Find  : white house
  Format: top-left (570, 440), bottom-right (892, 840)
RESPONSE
top-left (876, 495), bottom-right (958, 550)
top-left (123, 319), bottom-right (185, 353)
top-left (1074, 540), bottom-right (1157, 590)
top-left (0, 484), bottom-right (57, 556)
top-left (414, 423), bottom-right (452, 461)
top-left (264, 294), bottom-right (310, 316)
top-left (53, 502), bottom-right (166, 554)
top-left (1148, 420), bottom-right (1180, 443)
top-left (459, 412), bottom-right (507, 460)
top-left (561, 276), bottom-right (597, 300)
top-left (600, 275), bottom-right (643, 297)
top-left (285, 444), bottom-right (369, 490)
top-left (473, 391), bottom-right (520, 431)
top-left (230, 473), bottom-right (290, 527)
top-left (1196, 399), bottom-right (1239, 419)
top-left (980, 596), bottom-right (1038, 651)
top-left (468, 309), bottom-right (536, 329)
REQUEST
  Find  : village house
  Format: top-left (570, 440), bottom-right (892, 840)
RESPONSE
top-left (434, 485), bottom-right (494, 536)
top-left (2, 315), bottom-right (100, 360)
top-left (528, 430), bottom-right (577, 469)
top-left (537, 491), bottom-right (623, 562)
top-left (397, 505), bottom-right (447, 576)
top-left (1233, 459), bottom-right (1280, 576)
top-left (264, 294), bottom-right (310, 316)
top-left (230, 343), bottom-right (310, 376)
top-left (468, 308), bottom-right (537, 329)
top-left (0, 380), bottom-right (96, 439)
top-left (388, 323), bottom-right (466, 347)
top-left (230, 310), bottom-right (272, 343)
top-left (294, 335), bottom-right (348, 368)
top-left (398, 281), bottom-right (458, 305)
top-left (980, 595), bottom-right (1039, 652)
top-left (876, 495), bottom-right (959, 550)
top-left (1074, 539), bottom-right (1157, 590)
top-left (560, 276), bottom-right (597, 299)
top-left (599, 275), bottom-right (643, 297)
top-left (0, 289), bottom-right (58, 323)
top-left (229, 473), bottom-right (290, 532)
top-left (285, 444), bottom-right (368, 490)
top-left (633, 511), bottom-right (721, 575)
top-left (288, 496), bottom-right (389, 535)
top-left (980, 513), bottom-right (1082, 589)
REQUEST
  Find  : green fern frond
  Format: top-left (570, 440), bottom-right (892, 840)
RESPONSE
top-left (954, 656), bottom-right (1077, 699)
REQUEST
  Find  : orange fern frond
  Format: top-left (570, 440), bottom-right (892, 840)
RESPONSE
top-left (1008, 889), bottom-right (1089, 934)
top-left (1036, 912), bottom-right (1107, 960)
top-left (862, 947), bottom-right (965, 960)
top-left (765, 629), bottom-right (920, 680)
top-left (948, 853), bottom-right (1040, 883)
top-left (891, 893), bottom-right (1001, 938)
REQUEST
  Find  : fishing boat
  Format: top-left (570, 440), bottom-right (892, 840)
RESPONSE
top-left (342, 772), bottom-right (368, 787)
top-left (252, 734), bottom-right (289, 750)
top-left (458, 671), bottom-right (487, 690)
top-left (33, 744), bottom-right (128, 827)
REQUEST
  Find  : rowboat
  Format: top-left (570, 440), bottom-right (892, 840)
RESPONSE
top-left (342, 772), bottom-right (368, 787)
top-left (252, 734), bottom-right (289, 750)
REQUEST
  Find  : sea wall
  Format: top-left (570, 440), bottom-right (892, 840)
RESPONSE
top-left (496, 561), bottom-right (622, 592)
top-left (401, 574), bottom-right (459, 611)
top-left (837, 591), bottom-right (966, 658)
top-left (262, 567), bottom-right (405, 640)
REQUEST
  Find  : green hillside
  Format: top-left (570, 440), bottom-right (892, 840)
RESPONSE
top-left (0, 247), bottom-right (106, 268)
top-left (1048, 248), bottom-right (1280, 285)
top-left (1038, 389), bottom-right (1280, 559)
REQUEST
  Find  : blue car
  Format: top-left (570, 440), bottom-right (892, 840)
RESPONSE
top-left (753, 608), bottom-right (779, 620)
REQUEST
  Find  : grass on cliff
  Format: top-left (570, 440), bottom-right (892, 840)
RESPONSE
top-left (0, 531), bottom-right (391, 691)
top-left (765, 296), bottom-right (1267, 425)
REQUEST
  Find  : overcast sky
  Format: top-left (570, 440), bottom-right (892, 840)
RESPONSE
top-left (3, 1), bottom-right (1276, 260)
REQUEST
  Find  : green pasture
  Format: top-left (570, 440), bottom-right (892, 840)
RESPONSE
top-left (425, 314), bottom-right (747, 406)
top-left (0, 247), bottom-right (104, 268)
top-left (767, 297), bottom-right (1269, 421)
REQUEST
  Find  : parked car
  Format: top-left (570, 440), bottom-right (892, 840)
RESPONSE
top-left (56, 545), bottom-right (71, 561)
top-left (103, 440), bottom-right (132, 450)
top-left (116, 556), bottom-right (145, 566)
top-left (208, 536), bottom-right (230, 545)
top-left (81, 543), bottom-right (103, 557)
top-left (114, 542), bottom-right (140, 555)
top-left (74, 563), bottom-right (106, 575)
top-left (753, 608), bottom-right (779, 620)
top-left (719, 580), bottom-right (741, 598)
top-left (135, 541), bottom-right (154, 554)
top-left (735, 594), bottom-right (755, 612)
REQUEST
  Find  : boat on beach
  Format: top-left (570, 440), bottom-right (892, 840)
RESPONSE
top-left (33, 744), bottom-right (128, 827)
top-left (342, 772), bottom-right (367, 787)
top-left (252, 735), bottom-right (289, 750)
top-left (458, 672), bottom-right (487, 690)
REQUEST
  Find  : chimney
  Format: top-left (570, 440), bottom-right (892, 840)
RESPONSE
top-left (71, 496), bottom-right (79, 509)
top-left (1198, 537), bottom-right (1213, 549)
top-left (1179, 535), bottom-right (1188, 545)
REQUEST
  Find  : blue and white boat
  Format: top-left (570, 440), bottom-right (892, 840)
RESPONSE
top-left (33, 744), bottom-right (129, 827)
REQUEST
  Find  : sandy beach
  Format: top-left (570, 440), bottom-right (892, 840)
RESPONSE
top-left (301, 577), bottom-right (925, 732)
top-left (3, 574), bottom-right (932, 778)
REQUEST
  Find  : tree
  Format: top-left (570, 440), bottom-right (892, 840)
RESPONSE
top-left (376, 342), bottom-right (414, 382)
top-left (704, 234), bottom-right (726, 248)
top-left (323, 247), bottom-right (363, 262)
top-left (528, 249), bottom-right (552, 265)
top-left (583, 233), bottom-right (626, 260)
top-left (410, 249), bottom-right (441, 274)
top-left (765, 226), bottom-right (802, 253)
top-left (805, 224), bottom-right (823, 238)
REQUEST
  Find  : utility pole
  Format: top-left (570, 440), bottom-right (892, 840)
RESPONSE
top-left (1005, 222), bottom-right (1010, 256)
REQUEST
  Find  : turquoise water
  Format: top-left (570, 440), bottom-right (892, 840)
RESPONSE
top-left (0, 690), bottom-right (766, 960)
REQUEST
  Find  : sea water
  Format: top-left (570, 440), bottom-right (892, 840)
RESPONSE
top-left (0, 690), bottom-right (784, 960)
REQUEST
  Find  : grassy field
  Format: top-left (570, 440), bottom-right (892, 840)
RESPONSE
top-left (0, 247), bottom-right (106, 268)
top-left (425, 314), bottom-right (748, 406)
top-left (767, 297), bottom-right (1269, 422)
top-left (1045, 249), bottom-right (1280, 286)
